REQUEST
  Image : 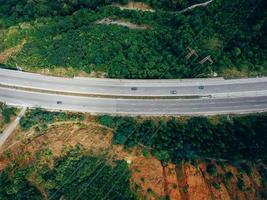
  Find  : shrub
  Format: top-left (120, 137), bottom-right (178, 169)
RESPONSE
top-left (99, 115), bottom-right (114, 127)
top-left (224, 171), bottom-right (233, 180)
top-left (212, 182), bottom-right (221, 190)
top-left (206, 164), bottom-right (217, 176)
top-left (237, 177), bottom-right (245, 190)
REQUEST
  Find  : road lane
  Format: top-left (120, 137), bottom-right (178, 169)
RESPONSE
top-left (1, 68), bottom-right (267, 97)
top-left (1, 87), bottom-right (267, 116)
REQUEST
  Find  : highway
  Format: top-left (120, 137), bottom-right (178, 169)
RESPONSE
top-left (0, 68), bottom-right (267, 115)
top-left (1, 68), bottom-right (267, 97)
top-left (1, 87), bottom-right (267, 116)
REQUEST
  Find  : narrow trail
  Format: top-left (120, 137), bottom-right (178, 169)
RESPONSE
top-left (180, 0), bottom-right (213, 13)
top-left (0, 107), bottom-right (26, 147)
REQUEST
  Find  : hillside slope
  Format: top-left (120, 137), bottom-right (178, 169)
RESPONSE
top-left (0, 0), bottom-right (266, 78)
top-left (0, 109), bottom-right (266, 199)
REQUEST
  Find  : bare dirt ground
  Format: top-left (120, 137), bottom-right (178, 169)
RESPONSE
top-left (0, 120), bottom-right (266, 200)
top-left (96, 18), bottom-right (149, 30)
top-left (131, 158), bottom-right (266, 200)
top-left (165, 163), bottom-right (182, 199)
top-left (131, 156), bottom-right (165, 199)
top-left (112, 1), bottom-right (155, 12)
top-left (0, 39), bottom-right (26, 64)
top-left (183, 163), bottom-right (212, 200)
top-left (199, 162), bottom-right (231, 200)
top-left (20, 66), bottom-right (107, 78)
top-left (222, 68), bottom-right (249, 79)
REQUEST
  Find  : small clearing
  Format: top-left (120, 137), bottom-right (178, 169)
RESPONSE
top-left (112, 1), bottom-right (155, 12)
top-left (0, 39), bottom-right (26, 64)
top-left (96, 18), bottom-right (149, 30)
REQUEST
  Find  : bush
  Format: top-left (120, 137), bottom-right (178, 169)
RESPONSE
top-left (224, 171), bottom-right (233, 180)
top-left (237, 177), bottom-right (245, 190)
top-left (206, 164), bottom-right (217, 176)
top-left (20, 108), bottom-right (83, 131)
top-left (0, 103), bottom-right (16, 125)
top-left (99, 115), bottom-right (115, 127)
top-left (212, 182), bottom-right (221, 190)
top-left (2, 107), bottom-right (16, 123)
top-left (239, 163), bottom-right (252, 176)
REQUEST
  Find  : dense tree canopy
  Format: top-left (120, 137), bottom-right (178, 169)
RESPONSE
top-left (0, 147), bottom-right (135, 200)
top-left (99, 114), bottom-right (267, 163)
top-left (0, 0), bottom-right (266, 78)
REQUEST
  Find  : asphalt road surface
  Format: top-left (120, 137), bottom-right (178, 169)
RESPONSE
top-left (1, 68), bottom-right (267, 115)
top-left (1, 87), bottom-right (267, 115)
top-left (1, 68), bottom-right (267, 97)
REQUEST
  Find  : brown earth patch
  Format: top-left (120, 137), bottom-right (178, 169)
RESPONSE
top-left (113, 1), bottom-right (155, 12)
top-left (0, 121), bottom-right (113, 170)
top-left (184, 163), bottom-right (212, 200)
top-left (0, 116), bottom-right (266, 200)
top-left (199, 162), bottom-right (231, 200)
top-left (130, 156), bottom-right (165, 199)
top-left (251, 167), bottom-right (263, 187)
top-left (21, 66), bottom-right (106, 78)
top-left (0, 39), bottom-right (26, 64)
top-left (165, 163), bottom-right (182, 200)
top-left (96, 18), bottom-right (149, 30)
top-left (222, 68), bottom-right (249, 79)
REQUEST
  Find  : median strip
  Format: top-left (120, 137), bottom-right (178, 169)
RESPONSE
top-left (0, 83), bottom-right (206, 100)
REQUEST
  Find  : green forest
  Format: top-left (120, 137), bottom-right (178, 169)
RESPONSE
top-left (99, 114), bottom-right (267, 164)
top-left (0, 0), bottom-right (266, 78)
top-left (0, 147), bottom-right (135, 200)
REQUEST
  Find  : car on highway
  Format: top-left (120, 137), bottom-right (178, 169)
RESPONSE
top-left (170, 90), bottom-right (177, 94)
top-left (131, 87), bottom-right (138, 91)
top-left (56, 101), bottom-right (63, 105)
top-left (198, 86), bottom-right (205, 89)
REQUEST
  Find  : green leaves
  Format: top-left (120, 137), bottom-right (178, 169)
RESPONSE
top-left (19, 108), bottom-right (83, 131)
top-left (0, 149), bottom-right (136, 200)
top-left (110, 114), bottom-right (267, 163)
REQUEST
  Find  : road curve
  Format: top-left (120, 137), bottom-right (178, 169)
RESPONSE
top-left (1, 68), bottom-right (267, 115)
top-left (1, 87), bottom-right (267, 116)
top-left (1, 68), bottom-right (267, 97)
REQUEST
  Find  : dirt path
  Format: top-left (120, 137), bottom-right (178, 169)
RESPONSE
top-left (0, 107), bottom-right (26, 147)
top-left (112, 1), bottom-right (155, 12)
top-left (96, 18), bottom-right (148, 30)
top-left (180, 0), bottom-right (213, 13)
top-left (0, 40), bottom-right (26, 64)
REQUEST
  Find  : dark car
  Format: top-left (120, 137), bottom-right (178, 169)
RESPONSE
top-left (198, 86), bottom-right (205, 89)
top-left (170, 90), bottom-right (177, 94)
top-left (131, 87), bottom-right (138, 91)
top-left (56, 101), bottom-right (63, 105)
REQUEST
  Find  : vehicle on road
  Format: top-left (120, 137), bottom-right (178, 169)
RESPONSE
top-left (131, 87), bottom-right (138, 91)
top-left (198, 86), bottom-right (205, 89)
top-left (170, 90), bottom-right (177, 94)
top-left (57, 101), bottom-right (63, 104)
